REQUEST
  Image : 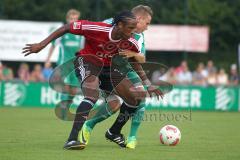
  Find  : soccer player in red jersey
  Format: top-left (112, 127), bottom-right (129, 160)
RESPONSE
top-left (22, 11), bottom-right (162, 149)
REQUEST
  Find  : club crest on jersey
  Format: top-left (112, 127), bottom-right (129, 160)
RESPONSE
top-left (73, 22), bottom-right (81, 29)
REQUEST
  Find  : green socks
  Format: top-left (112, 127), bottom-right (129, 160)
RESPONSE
top-left (85, 101), bottom-right (116, 129)
top-left (128, 105), bottom-right (145, 138)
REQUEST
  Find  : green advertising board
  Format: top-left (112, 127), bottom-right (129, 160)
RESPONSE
top-left (0, 81), bottom-right (239, 111)
top-left (0, 81), bottom-right (85, 108)
top-left (145, 85), bottom-right (239, 111)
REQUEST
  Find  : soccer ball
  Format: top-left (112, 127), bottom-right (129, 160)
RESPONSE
top-left (159, 125), bottom-right (181, 146)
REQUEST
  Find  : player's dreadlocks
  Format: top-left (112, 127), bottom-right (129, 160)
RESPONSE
top-left (112, 10), bottom-right (136, 26)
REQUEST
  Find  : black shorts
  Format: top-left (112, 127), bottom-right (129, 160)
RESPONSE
top-left (74, 56), bottom-right (126, 94)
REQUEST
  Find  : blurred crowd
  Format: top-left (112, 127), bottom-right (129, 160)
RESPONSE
top-left (0, 60), bottom-right (239, 86)
top-left (0, 62), bottom-right (53, 83)
top-left (152, 60), bottom-right (239, 86)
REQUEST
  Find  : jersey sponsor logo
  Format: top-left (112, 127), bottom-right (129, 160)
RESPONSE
top-left (73, 22), bottom-right (81, 29)
top-left (104, 42), bottom-right (116, 51)
top-left (95, 41), bottom-right (134, 59)
top-left (101, 41), bottom-right (133, 52)
top-left (96, 51), bottom-right (114, 59)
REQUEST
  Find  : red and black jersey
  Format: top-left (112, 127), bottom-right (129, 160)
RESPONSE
top-left (69, 20), bottom-right (140, 66)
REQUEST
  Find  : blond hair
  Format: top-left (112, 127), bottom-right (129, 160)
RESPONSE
top-left (132, 5), bottom-right (153, 17)
top-left (66, 9), bottom-right (80, 19)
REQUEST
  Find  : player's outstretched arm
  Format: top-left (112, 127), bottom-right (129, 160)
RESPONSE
top-left (130, 60), bottom-right (164, 99)
top-left (22, 24), bottom-right (70, 57)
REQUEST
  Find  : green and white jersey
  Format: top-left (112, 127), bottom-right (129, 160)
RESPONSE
top-left (52, 33), bottom-right (84, 65)
top-left (133, 33), bottom-right (146, 55)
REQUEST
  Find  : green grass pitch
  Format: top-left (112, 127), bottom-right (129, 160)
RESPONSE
top-left (0, 107), bottom-right (240, 160)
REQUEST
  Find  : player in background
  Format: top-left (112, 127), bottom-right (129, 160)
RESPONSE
top-left (22, 11), bottom-right (162, 149)
top-left (46, 9), bottom-right (85, 119)
top-left (80, 5), bottom-right (153, 149)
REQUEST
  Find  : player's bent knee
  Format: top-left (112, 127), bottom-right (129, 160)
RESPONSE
top-left (106, 95), bottom-right (122, 112)
top-left (129, 85), bottom-right (147, 101)
top-left (109, 101), bottom-right (121, 113)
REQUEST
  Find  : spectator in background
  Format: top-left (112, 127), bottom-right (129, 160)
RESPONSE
top-left (198, 62), bottom-right (208, 78)
top-left (175, 60), bottom-right (187, 74)
top-left (1, 64), bottom-right (14, 80)
top-left (229, 64), bottom-right (239, 85)
top-left (42, 62), bottom-right (53, 81)
top-left (18, 63), bottom-right (30, 83)
top-left (207, 70), bottom-right (217, 86)
top-left (151, 68), bottom-right (165, 84)
top-left (217, 68), bottom-right (228, 85)
top-left (192, 63), bottom-right (207, 86)
top-left (206, 60), bottom-right (217, 76)
top-left (30, 64), bottom-right (44, 82)
top-left (160, 67), bottom-right (177, 85)
top-left (176, 65), bottom-right (192, 85)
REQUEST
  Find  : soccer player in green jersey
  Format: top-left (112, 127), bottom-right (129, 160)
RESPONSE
top-left (46, 9), bottom-right (84, 119)
top-left (80, 5), bottom-right (153, 149)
